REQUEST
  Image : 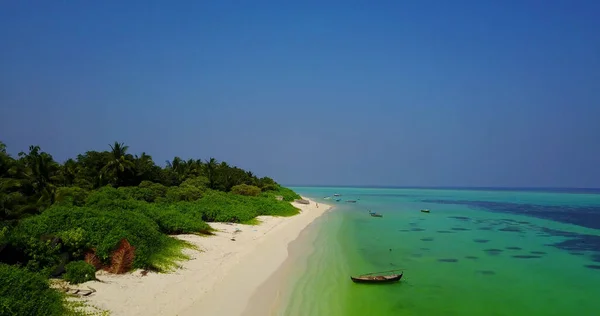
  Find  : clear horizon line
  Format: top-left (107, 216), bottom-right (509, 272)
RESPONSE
top-left (282, 184), bottom-right (600, 190)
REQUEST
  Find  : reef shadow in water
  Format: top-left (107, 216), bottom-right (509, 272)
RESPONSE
top-left (438, 258), bottom-right (458, 263)
top-left (411, 228), bottom-right (426, 232)
top-left (473, 239), bottom-right (490, 243)
top-left (505, 246), bottom-right (522, 250)
top-left (477, 270), bottom-right (496, 275)
top-left (585, 265), bottom-right (600, 270)
top-left (451, 227), bottom-right (470, 231)
top-left (425, 199), bottom-right (600, 230)
top-left (438, 202), bottom-right (600, 263)
top-left (420, 237), bottom-right (434, 242)
top-left (512, 255), bottom-right (542, 259)
top-left (437, 230), bottom-right (455, 234)
top-left (484, 249), bottom-right (503, 256)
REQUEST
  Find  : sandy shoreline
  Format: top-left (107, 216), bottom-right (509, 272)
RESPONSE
top-left (78, 197), bottom-right (331, 316)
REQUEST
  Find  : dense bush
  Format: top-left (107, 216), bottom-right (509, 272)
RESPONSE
top-left (176, 190), bottom-right (299, 223)
top-left (231, 184), bottom-right (262, 196)
top-left (164, 185), bottom-right (203, 202)
top-left (63, 260), bottom-right (96, 284)
top-left (262, 185), bottom-right (302, 202)
top-left (127, 181), bottom-right (168, 202)
top-left (142, 204), bottom-right (212, 234)
top-left (0, 264), bottom-right (67, 316)
top-left (55, 187), bottom-right (89, 206)
top-left (10, 205), bottom-right (190, 271)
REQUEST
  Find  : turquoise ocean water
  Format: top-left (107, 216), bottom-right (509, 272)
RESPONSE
top-left (278, 187), bottom-right (600, 316)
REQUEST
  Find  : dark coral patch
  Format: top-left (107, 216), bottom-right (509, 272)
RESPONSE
top-left (512, 255), bottom-right (542, 259)
top-left (505, 246), bottom-right (522, 250)
top-left (411, 228), bottom-right (426, 232)
top-left (399, 229), bottom-right (411, 232)
top-left (585, 265), bottom-right (600, 270)
top-left (530, 251), bottom-right (547, 255)
top-left (477, 270), bottom-right (496, 275)
top-left (451, 227), bottom-right (470, 231)
top-left (420, 237), bottom-right (434, 241)
top-left (484, 249), bottom-right (503, 256)
top-left (499, 226), bottom-right (522, 232)
top-left (437, 230), bottom-right (454, 234)
top-left (569, 252), bottom-right (585, 256)
top-left (438, 258), bottom-right (458, 263)
top-left (478, 227), bottom-right (494, 231)
top-left (465, 256), bottom-right (478, 260)
top-left (449, 216), bottom-right (470, 221)
top-left (473, 239), bottom-right (490, 243)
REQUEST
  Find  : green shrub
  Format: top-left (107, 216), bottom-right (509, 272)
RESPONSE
top-left (0, 264), bottom-right (67, 316)
top-left (11, 205), bottom-right (190, 271)
top-left (261, 185), bottom-right (301, 202)
top-left (231, 184), bottom-right (262, 196)
top-left (57, 228), bottom-right (89, 258)
top-left (164, 185), bottom-right (203, 202)
top-left (180, 176), bottom-right (209, 188)
top-left (55, 187), bottom-right (89, 206)
top-left (63, 261), bottom-right (96, 284)
top-left (141, 204), bottom-right (212, 235)
top-left (130, 181), bottom-right (168, 202)
top-left (176, 190), bottom-right (299, 223)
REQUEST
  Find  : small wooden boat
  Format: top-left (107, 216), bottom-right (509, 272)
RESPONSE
top-left (370, 213), bottom-right (383, 217)
top-left (333, 194), bottom-right (341, 197)
top-left (420, 209), bottom-right (430, 213)
top-left (351, 271), bottom-right (403, 284)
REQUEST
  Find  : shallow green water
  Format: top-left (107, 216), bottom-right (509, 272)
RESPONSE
top-left (280, 187), bottom-right (600, 316)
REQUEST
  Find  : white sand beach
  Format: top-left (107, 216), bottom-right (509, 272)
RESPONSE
top-left (77, 197), bottom-right (331, 316)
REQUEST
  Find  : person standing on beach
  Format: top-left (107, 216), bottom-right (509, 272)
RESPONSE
top-left (316, 203), bottom-right (319, 208)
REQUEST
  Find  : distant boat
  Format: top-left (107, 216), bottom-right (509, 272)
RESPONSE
top-left (420, 209), bottom-right (430, 213)
top-left (370, 213), bottom-right (383, 217)
top-left (324, 197), bottom-right (331, 200)
top-left (333, 194), bottom-right (341, 197)
top-left (351, 270), bottom-right (403, 284)
top-left (334, 198), bottom-right (341, 202)
top-left (346, 200), bottom-right (357, 203)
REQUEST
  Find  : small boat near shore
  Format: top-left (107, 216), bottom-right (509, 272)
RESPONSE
top-left (370, 213), bottom-right (383, 217)
top-left (333, 194), bottom-right (341, 197)
top-left (351, 270), bottom-right (403, 284)
top-left (421, 209), bottom-right (430, 213)
top-left (346, 200), bottom-right (357, 203)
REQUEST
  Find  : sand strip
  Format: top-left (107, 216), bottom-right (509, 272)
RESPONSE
top-left (79, 197), bottom-right (331, 316)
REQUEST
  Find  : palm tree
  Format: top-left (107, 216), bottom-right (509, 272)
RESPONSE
top-left (17, 146), bottom-right (60, 206)
top-left (102, 142), bottom-right (134, 186)
top-left (205, 158), bottom-right (218, 189)
top-left (61, 158), bottom-right (78, 186)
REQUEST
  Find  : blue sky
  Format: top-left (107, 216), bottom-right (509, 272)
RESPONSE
top-left (1, 1), bottom-right (599, 188)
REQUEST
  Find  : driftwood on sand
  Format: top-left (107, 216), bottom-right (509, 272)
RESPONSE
top-left (60, 285), bottom-right (97, 297)
top-left (295, 199), bottom-right (310, 205)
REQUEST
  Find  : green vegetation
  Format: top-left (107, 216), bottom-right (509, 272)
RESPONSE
top-left (0, 264), bottom-right (67, 316)
top-left (63, 261), bottom-right (96, 284)
top-left (0, 140), bottom-right (300, 314)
